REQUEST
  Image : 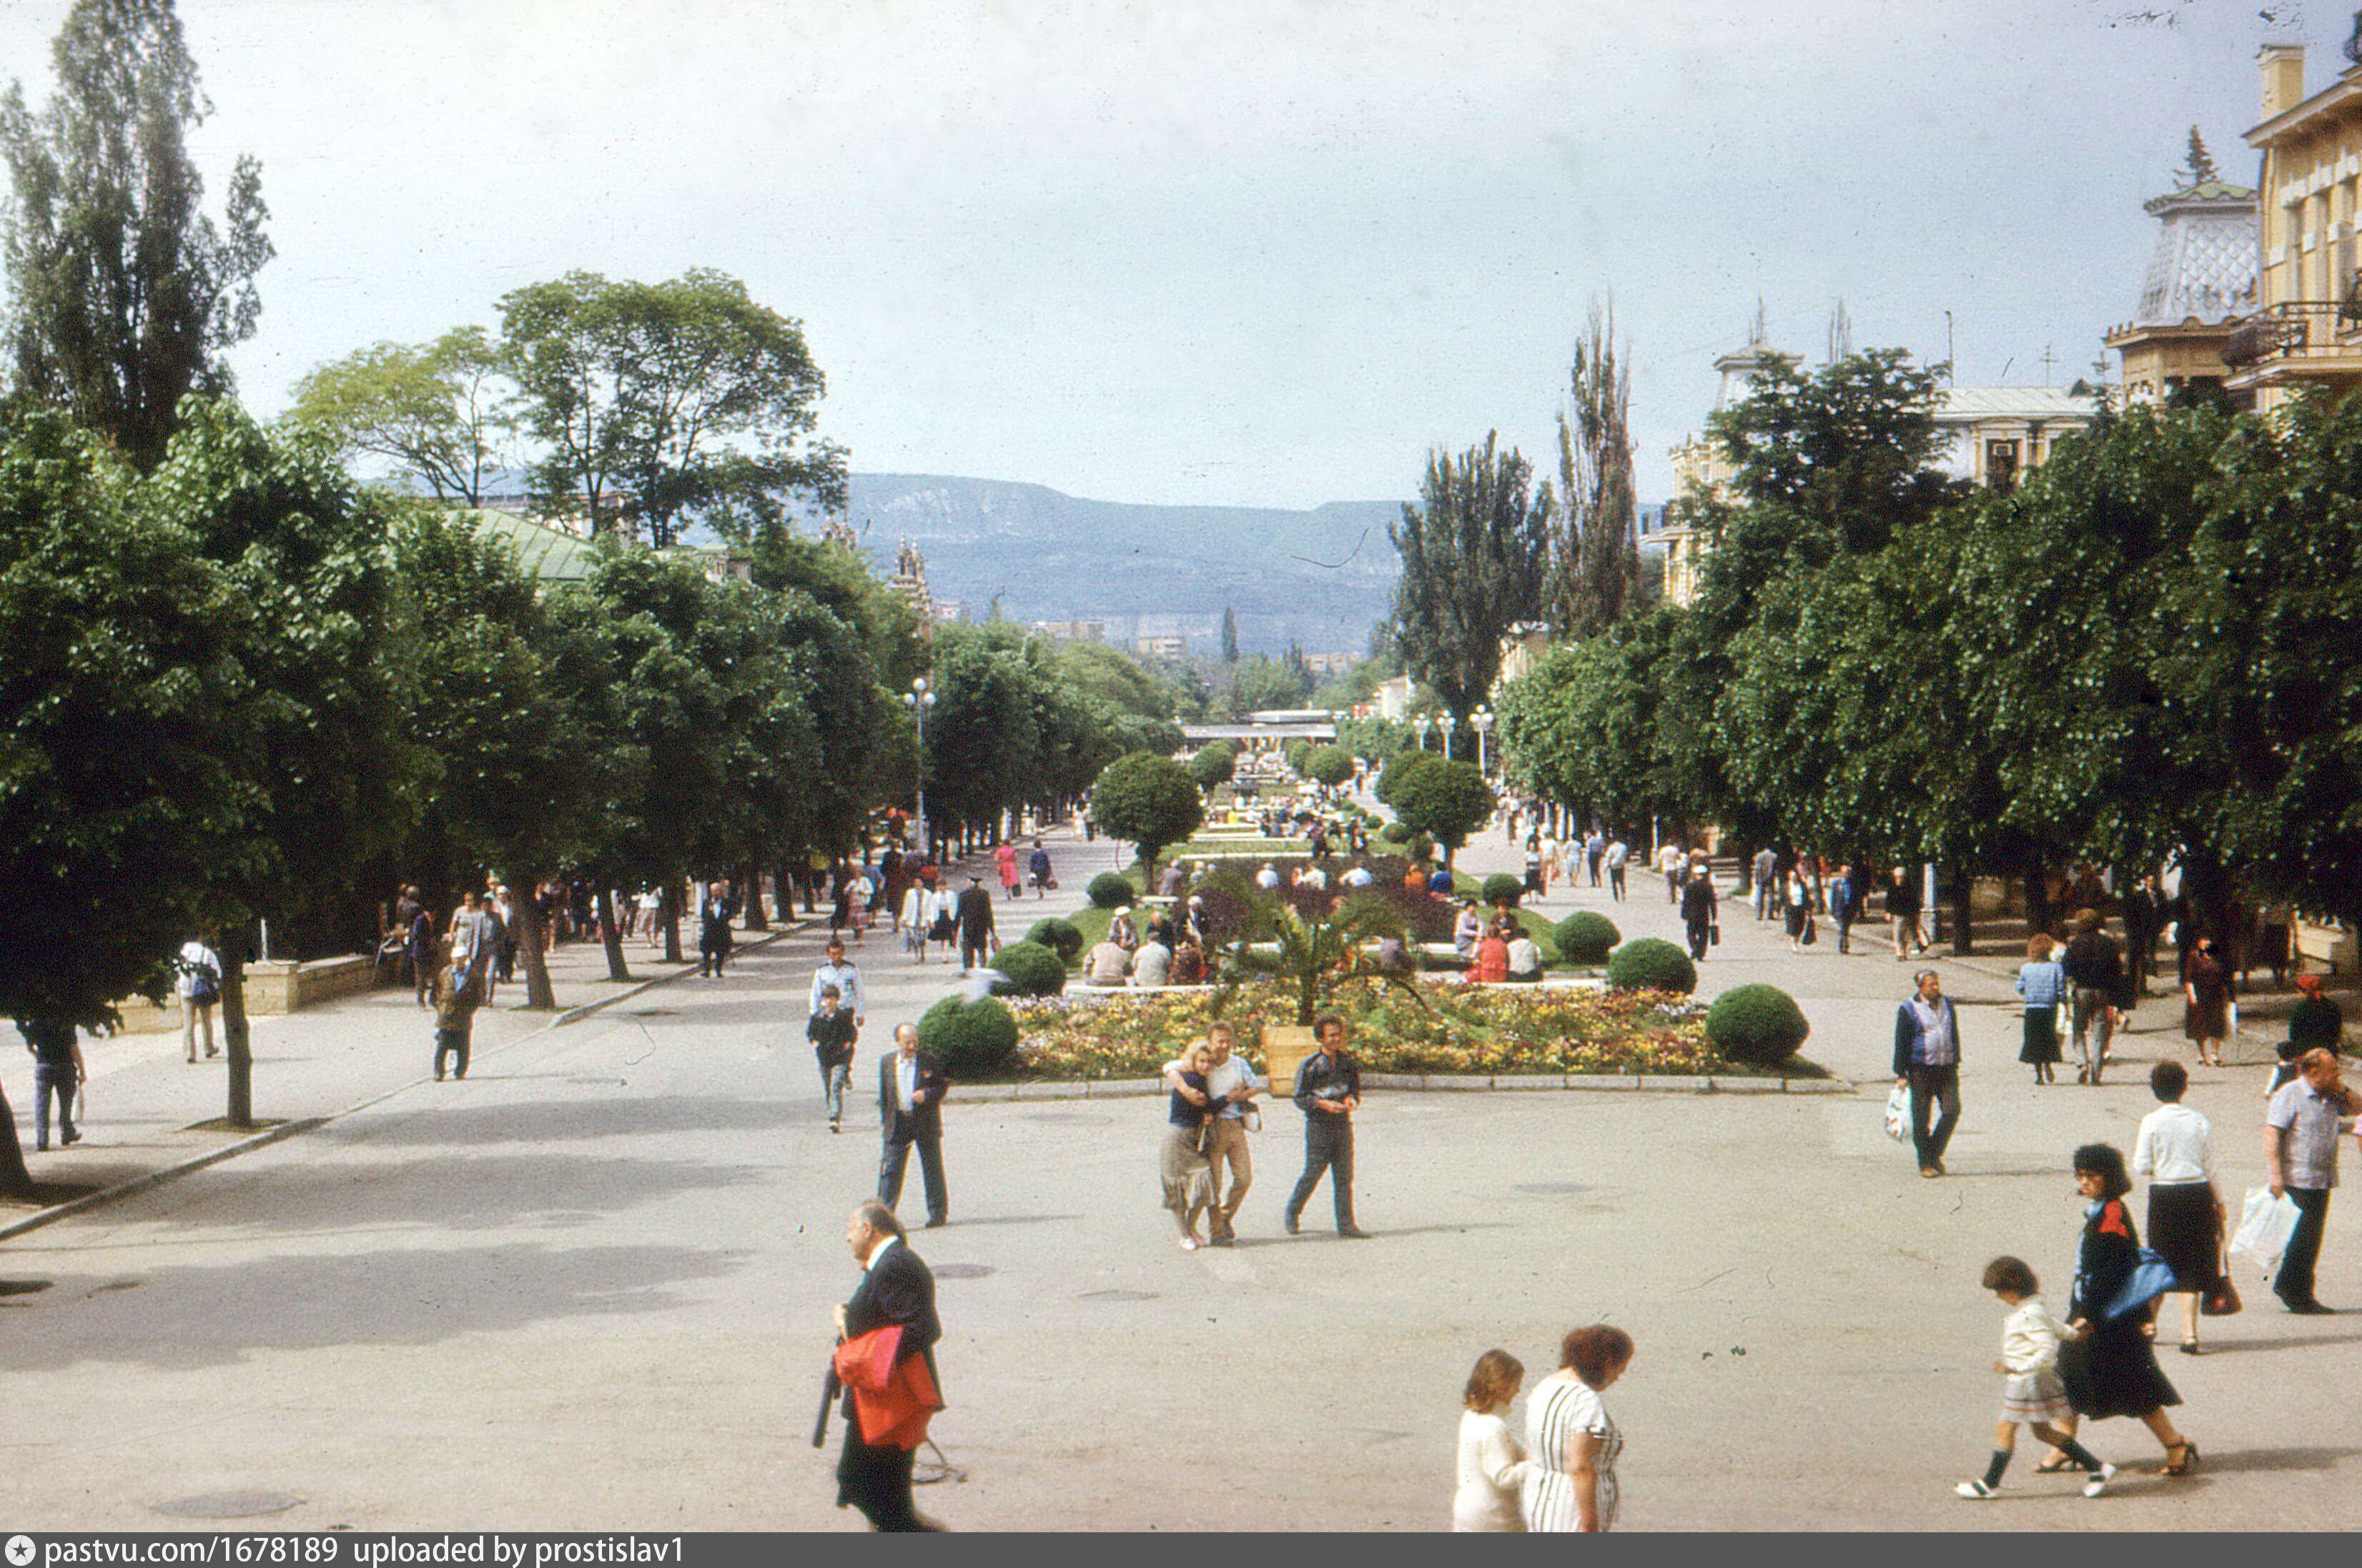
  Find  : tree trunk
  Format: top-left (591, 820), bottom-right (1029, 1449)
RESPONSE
top-left (804, 863), bottom-right (820, 913)
top-left (776, 861), bottom-right (799, 924)
top-left (0, 1078), bottom-right (32, 1199)
top-left (222, 951), bottom-right (255, 1129)
top-left (661, 883), bottom-right (684, 963)
top-left (595, 886), bottom-right (633, 982)
top-left (741, 857), bottom-right (769, 930)
top-left (1950, 867), bottom-right (1975, 956)
top-left (513, 880), bottom-right (558, 1009)
top-left (2022, 866), bottom-right (2053, 937)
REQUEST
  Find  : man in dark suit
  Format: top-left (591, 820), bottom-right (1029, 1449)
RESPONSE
top-left (878, 1022), bottom-right (949, 1227)
top-left (832, 1200), bottom-right (944, 1531)
top-left (954, 873), bottom-right (996, 973)
top-left (698, 880), bottom-right (735, 978)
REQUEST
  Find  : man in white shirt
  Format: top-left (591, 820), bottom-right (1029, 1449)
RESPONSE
top-left (1162, 1021), bottom-right (1263, 1246)
top-left (175, 935), bottom-right (222, 1062)
top-left (810, 937), bottom-right (867, 1030)
top-left (1506, 933), bottom-right (1543, 982)
top-left (1658, 841), bottom-right (1686, 904)
top-left (2265, 1048), bottom-right (2359, 1313)
top-left (1084, 938), bottom-right (1131, 988)
top-left (1130, 938), bottom-right (1172, 988)
top-left (447, 890), bottom-right (497, 996)
top-left (1340, 863), bottom-right (1374, 888)
top-left (1255, 862), bottom-right (1283, 891)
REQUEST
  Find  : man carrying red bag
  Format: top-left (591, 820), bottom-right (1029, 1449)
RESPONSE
top-left (828, 1201), bottom-right (947, 1530)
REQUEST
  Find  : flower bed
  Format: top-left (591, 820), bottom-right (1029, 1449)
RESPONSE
top-left (999, 980), bottom-right (1784, 1079)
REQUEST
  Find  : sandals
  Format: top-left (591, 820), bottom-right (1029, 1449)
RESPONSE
top-left (2032, 1454), bottom-right (2076, 1474)
top-left (2160, 1440), bottom-right (2200, 1477)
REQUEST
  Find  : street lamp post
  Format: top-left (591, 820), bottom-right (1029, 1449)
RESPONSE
top-left (1441, 710), bottom-right (1456, 762)
top-left (903, 677), bottom-right (937, 861)
top-left (1473, 707), bottom-right (1493, 774)
top-left (1415, 713), bottom-right (1434, 753)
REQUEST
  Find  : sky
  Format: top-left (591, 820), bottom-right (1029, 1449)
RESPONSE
top-left (0, 0), bottom-right (2340, 509)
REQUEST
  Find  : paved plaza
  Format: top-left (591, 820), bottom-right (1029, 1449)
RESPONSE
top-left (3, 822), bottom-right (2358, 1532)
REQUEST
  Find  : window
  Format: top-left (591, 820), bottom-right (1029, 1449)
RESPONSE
top-left (1985, 440), bottom-right (2021, 491)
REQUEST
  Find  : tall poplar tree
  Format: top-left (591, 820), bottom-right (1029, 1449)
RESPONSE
top-left (1385, 432), bottom-right (1553, 725)
top-left (0, 0), bottom-right (272, 469)
top-left (1555, 301), bottom-right (1641, 637)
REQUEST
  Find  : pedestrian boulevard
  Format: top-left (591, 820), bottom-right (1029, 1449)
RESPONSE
top-left (1, 823), bottom-right (2356, 1531)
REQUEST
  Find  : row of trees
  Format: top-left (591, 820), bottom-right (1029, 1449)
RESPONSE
top-left (1496, 348), bottom-right (2362, 948)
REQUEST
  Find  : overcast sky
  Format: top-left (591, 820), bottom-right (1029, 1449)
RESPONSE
top-left (0, 0), bottom-right (2338, 508)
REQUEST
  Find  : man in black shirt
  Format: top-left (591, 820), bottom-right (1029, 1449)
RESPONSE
top-left (955, 875), bottom-right (996, 974)
top-left (2061, 908), bottom-right (2125, 1086)
top-left (831, 1201), bottom-right (945, 1531)
top-left (1285, 1013), bottom-right (1368, 1238)
top-left (20, 1018), bottom-right (84, 1151)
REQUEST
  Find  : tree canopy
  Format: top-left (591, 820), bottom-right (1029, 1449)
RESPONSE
top-left (1386, 432), bottom-right (1553, 733)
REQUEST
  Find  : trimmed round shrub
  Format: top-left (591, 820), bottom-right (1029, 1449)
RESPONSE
top-left (1405, 831), bottom-right (1435, 863)
top-left (1705, 983), bottom-right (1811, 1066)
top-left (987, 940), bottom-right (1067, 997)
top-left (917, 993), bottom-right (1020, 1075)
top-left (1087, 872), bottom-right (1134, 908)
top-left (1023, 917), bottom-right (1084, 961)
top-left (1606, 936), bottom-right (1697, 996)
top-left (1553, 910), bottom-right (1621, 964)
top-left (1481, 873), bottom-right (1525, 908)
top-left (1378, 820), bottom-right (1412, 845)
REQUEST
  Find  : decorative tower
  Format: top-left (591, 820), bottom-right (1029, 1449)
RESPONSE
top-left (889, 539), bottom-right (937, 635)
top-left (2106, 129), bottom-right (2258, 405)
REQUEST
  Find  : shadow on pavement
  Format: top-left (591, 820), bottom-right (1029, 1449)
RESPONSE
top-left (327, 1095), bottom-right (801, 1146)
top-left (0, 1239), bottom-right (743, 1371)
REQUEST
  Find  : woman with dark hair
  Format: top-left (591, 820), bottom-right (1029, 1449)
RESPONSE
top-left (2183, 934), bottom-right (2232, 1068)
top-left (1521, 1325), bottom-right (1634, 1532)
top-left (1453, 1349), bottom-right (1533, 1532)
top-left (2057, 1143), bottom-right (2198, 1483)
top-left (2134, 1062), bottom-right (2223, 1354)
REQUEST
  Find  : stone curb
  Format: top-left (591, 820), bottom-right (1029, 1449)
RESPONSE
top-left (0, 921), bottom-right (810, 1246)
top-left (945, 1071), bottom-right (1843, 1101)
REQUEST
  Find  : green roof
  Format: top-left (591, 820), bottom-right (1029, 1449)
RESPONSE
top-left (459, 508), bottom-right (595, 582)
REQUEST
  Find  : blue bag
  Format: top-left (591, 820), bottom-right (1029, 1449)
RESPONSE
top-left (2102, 1246), bottom-right (2177, 1321)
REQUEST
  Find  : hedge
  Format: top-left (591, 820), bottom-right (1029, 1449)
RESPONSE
top-left (917, 993), bottom-right (1021, 1074)
top-left (1605, 936), bottom-right (1697, 996)
top-left (1553, 910), bottom-right (1621, 964)
top-left (988, 940), bottom-right (1068, 997)
top-left (1087, 872), bottom-right (1135, 908)
top-left (1481, 873), bottom-right (1525, 908)
top-left (1705, 984), bottom-right (1810, 1064)
top-left (1023, 917), bottom-right (1084, 961)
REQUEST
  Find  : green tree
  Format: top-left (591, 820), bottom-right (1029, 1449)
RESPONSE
top-left (1554, 301), bottom-right (1641, 635)
top-left (1386, 432), bottom-right (1553, 728)
top-left (286, 327), bottom-right (509, 505)
top-left (1215, 651), bottom-right (1313, 720)
top-left (1220, 605), bottom-right (1238, 663)
top-left (1089, 752), bottom-right (1204, 878)
top-left (1188, 743), bottom-right (1237, 789)
top-left (1387, 755), bottom-right (1493, 868)
top-left (1302, 745), bottom-right (1355, 788)
top-left (498, 268), bottom-right (846, 547)
top-left (0, 0), bottom-right (272, 470)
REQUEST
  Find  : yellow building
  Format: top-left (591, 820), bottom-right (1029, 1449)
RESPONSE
top-left (2105, 133), bottom-right (2257, 405)
top-left (2223, 40), bottom-right (2362, 407)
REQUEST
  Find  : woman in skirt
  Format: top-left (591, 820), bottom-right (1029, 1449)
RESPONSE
top-left (2059, 1143), bottom-right (2199, 1478)
top-left (1160, 1042), bottom-right (1216, 1251)
top-left (2016, 934), bottom-right (2067, 1085)
top-left (2183, 933), bottom-right (2232, 1068)
top-left (2133, 1062), bottom-right (2223, 1354)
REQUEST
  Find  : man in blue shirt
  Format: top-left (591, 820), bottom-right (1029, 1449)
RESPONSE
top-left (1893, 970), bottom-right (1962, 1178)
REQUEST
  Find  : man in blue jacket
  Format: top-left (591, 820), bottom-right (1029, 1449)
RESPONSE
top-left (1894, 969), bottom-right (1962, 1178)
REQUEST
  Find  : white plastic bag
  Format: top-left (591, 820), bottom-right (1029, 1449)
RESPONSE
top-left (2229, 1186), bottom-right (2301, 1275)
top-left (1884, 1082), bottom-right (1910, 1142)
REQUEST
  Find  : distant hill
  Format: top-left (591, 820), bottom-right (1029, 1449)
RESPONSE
top-left (839, 474), bottom-right (1405, 656)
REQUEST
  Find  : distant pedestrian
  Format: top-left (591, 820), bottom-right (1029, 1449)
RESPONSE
top-left (878, 1023), bottom-right (949, 1229)
top-left (809, 986), bottom-right (857, 1134)
top-left (19, 1018), bottom-right (84, 1151)
top-left (1828, 863), bottom-right (1858, 953)
top-left (1782, 868), bottom-right (1815, 952)
top-left (2057, 1143), bottom-right (2194, 1482)
top-left (698, 880), bottom-right (735, 977)
top-left (430, 959), bottom-right (478, 1081)
top-left (2263, 1047), bottom-right (2356, 1314)
top-left (1752, 846), bottom-right (1779, 923)
top-left (2123, 873), bottom-right (2170, 993)
top-left (2016, 934), bottom-right (2066, 1086)
top-left (405, 901), bottom-right (438, 1008)
top-left (1658, 841), bottom-right (1685, 904)
top-left (1027, 838), bottom-right (1054, 898)
top-left (994, 840), bottom-right (1021, 901)
top-left (175, 933), bottom-right (222, 1063)
top-left (1952, 1256), bottom-right (2108, 1499)
top-left (2182, 934), bottom-right (2232, 1070)
top-left (2135, 1061), bottom-right (2223, 1354)
top-left (1679, 867), bottom-right (1718, 961)
top-left (1894, 969), bottom-right (1962, 1179)
top-left (2062, 910), bottom-right (2124, 1084)
top-left (1583, 830), bottom-right (1604, 887)
top-left (1887, 865), bottom-right (1927, 959)
top-left (1523, 840), bottom-right (1544, 898)
top-left (446, 889), bottom-right (497, 996)
top-left (1284, 1013), bottom-right (1368, 1237)
top-left (955, 875), bottom-right (996, 973)
top-left (1521, 1325), bottom-right (1633, 1532)
top-left (1453, 1349), bottom-right (1533, 1532)
top-left (1604, 837), bottom-right (1629, 902)
top-left (2286, 974), bottom-right (2343, 1053)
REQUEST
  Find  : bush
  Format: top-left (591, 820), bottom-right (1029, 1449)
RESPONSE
top-left (1481, 873), bottom-right (1524, 908)
top-left (1023, 917), bottom-right (1084, 961)
top-left (1405, 831), bottom-right (1435, 863)
top-left (1303, 744), bottom-right (1355, 788)
top-left (1553, 910), bottom-right (1621, 964)
top-left (1188, 744), bottom-right (1237, 788)
top-left (1606, 936), bottom-right (1697, 996)
top-left (1704, 983), bottom-right (1810, 1065)
top-left (917, 993), bottom-right (1020, 1075)
top-left (1087, 872), bottom-right (1134, 908)
top-left (1378, 820), bottom-right (1411, 845)
top-left (988, 940), bottom-right (1067, 997)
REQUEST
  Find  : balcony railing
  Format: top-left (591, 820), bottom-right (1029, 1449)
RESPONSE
top-left (2222, 299), bottom-right (2362, 369)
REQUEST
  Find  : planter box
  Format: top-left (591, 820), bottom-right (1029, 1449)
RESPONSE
top-left (1260, 1024), bottom-right (1320, 1098)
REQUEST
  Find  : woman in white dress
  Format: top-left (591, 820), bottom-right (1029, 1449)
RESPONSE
top-left (1522, 1324), bottom-right (1634, 1533)
top-left (1452, 1350), bottom-right (1533, 1531)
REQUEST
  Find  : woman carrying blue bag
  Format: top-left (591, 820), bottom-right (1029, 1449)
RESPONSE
top-left (2055, 1143), bottom-right (2199, 1485)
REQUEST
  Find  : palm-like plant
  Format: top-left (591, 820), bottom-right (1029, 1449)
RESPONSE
top-left (1212, 888), bottom-right (1426, 1026)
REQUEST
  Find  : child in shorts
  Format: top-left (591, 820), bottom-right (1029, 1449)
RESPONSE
top-left (1956, 1256), bottom-right (2116, 1499)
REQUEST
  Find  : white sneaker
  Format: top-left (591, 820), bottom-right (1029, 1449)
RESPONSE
top-left (1954, 1479), bottom-right (1996, 1499)
top-left (2082, 1462), bottom-right (2115, 1498)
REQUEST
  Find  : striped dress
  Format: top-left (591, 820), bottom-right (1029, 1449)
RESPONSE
top-left (1521, 1371), bottom-right (1623, 1532)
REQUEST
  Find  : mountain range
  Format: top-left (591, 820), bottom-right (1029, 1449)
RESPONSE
top-left (838, 473), bottom-right (1405, 657)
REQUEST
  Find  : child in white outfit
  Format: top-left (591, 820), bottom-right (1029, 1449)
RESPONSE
top-left (1956, 1255), bottom-right (2116, 1499)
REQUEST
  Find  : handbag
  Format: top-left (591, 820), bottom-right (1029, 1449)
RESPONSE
top-left (1800, 916), bottom-right (1817, 946)
top-left (2202, 1270), bottom-right (2242, 1317)
top-left (2102, 1246), bottom-right (2177, 1321)
top-left (1883, 1082), bottom-right (1910, 1141)
top-left (1709, 924), bottom-right (1721, 946)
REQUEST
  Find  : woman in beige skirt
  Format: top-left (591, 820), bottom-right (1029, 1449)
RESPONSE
top-left (1161, 1041), bottom-right (1217, 1250)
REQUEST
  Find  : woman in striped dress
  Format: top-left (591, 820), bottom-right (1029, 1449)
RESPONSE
top-left (1521, 1325), bottom-right (1634, 1532)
